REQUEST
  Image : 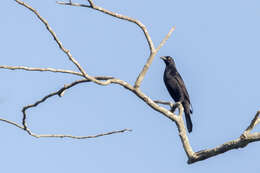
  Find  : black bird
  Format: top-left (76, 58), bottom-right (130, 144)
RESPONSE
top-left (161, 56), bottom-right (193, 133)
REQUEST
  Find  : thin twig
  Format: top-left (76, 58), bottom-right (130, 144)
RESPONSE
top-left (0, 118), bottom-right (24, 130)
top-left (21, 77), bottom-right (113, 130)
top-left (85, 0), bottom-right (94, 8)
top-left (243, 110), bottom-right (260, 135)
top-left (0, 117), bottom-right (131, 139)
top-left (0, 65), bottom-right (82, 76)
top-left (15, 0), bottom-right (118, 88)
top-left (156, 26), bottom-right (176, 52)
top-left (154, 100), bottom-right (174, 107)
top-left (15, 0), bottom-right (88, 77)
top-left (56, 1), bottom-right (155, 52)
top-left (134, 26), bottom-right (176, 88)
top-left (29, 128), bottom-right (132, 139)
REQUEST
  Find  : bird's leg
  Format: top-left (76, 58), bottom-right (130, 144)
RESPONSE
top-left (171, 102), bottom-right (182, 114)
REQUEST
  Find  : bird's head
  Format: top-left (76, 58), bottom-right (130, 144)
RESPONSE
top-left (160, 56), bottom-right (175, 66)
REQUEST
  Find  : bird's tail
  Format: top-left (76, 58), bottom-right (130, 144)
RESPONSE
top-left (184, 104), bottom-right (193, 133)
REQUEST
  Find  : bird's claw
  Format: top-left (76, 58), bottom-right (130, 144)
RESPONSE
top-left (171, 102), bottom-right (182, 113)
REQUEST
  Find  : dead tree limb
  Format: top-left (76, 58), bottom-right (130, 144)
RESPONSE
top-left (56, 0), bottom-right (176, 89)
top-left (0, 0), bottom-right (259, 164)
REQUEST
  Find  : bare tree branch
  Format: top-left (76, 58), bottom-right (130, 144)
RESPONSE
top-left (21, 77), bottom-right (113, 130)
top-left (0, 117), bottom-right (131, 139)
top-left (154, 100), bottom-right (174, 107)
top-left (0, 118), bottom-right (24, 130)
top-left (56, 1), bottom-right (176, 89)
top-left (56, 1), bottom-right (155, 52)
top-left (3, 0), bottom-right (179, 141)
top-left (156, 26), bottom-right (176, 52)
top-left (0, 65), bottom-right (82, 76)
top-left (186, 110), bottom-right (260, 164)
top-left (188, 131), bottom-right (260, 163)
top-left (28, 128), bottom-right (132, 139)
top-left (14, 0), bottom-right (126, 90)
top-left (85, 0), bottom-right (94, 8)
top-left (133, 26), bottom-right (176, 88)
top-left (0, 0), bottom-right (258, 164)
top-left (15, 0), bottom-right (88, 77)
top-left (0, 76), bottom-right (131, 139)
top-left (243, 111), bottom-right (260, 135)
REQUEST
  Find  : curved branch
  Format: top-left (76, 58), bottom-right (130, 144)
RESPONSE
top-left (56, 1), bottom-right (155, 52)
top-left (21, 77), bottom-right (113, 130)
top-left (0, 76), bottom-right (131, 139)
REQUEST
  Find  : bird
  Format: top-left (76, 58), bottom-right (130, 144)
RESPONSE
top-left (161, 56), bottom-right (193, 133)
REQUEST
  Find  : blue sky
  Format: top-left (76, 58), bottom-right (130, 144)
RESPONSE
top-left (1, 0), bottom-right (260, 172)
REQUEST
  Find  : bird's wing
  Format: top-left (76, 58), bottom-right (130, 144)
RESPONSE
top-left (174, 72), bottom-right (191, 104)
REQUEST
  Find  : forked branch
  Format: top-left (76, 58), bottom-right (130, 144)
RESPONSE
top-left (1, 77), bottom-right (130, 139)
top-left (188, 111), bottom-right (260, 164)
top-left (56, 0), bottom-right (176, 88)
top-left (0, 0), bottom-right (259, 164)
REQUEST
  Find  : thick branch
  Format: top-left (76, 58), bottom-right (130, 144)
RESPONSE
top-left (173, 103), bottom-right (195, 157)
top-left (155, 100), bottom-right (260, 164)
top-left (186, 111), bottom-right (260, 164)
top-left (189, 132), bottom-right (260, 164)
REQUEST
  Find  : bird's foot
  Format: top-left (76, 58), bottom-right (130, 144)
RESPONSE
top-left (171, 102), bottom-right (182, 114)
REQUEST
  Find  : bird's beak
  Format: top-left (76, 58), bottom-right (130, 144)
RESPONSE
top-left (160, 56), bottom-right (167, 61)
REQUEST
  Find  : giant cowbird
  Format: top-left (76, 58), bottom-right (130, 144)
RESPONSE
top-left (161, 56), bottom-right (193, 133)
